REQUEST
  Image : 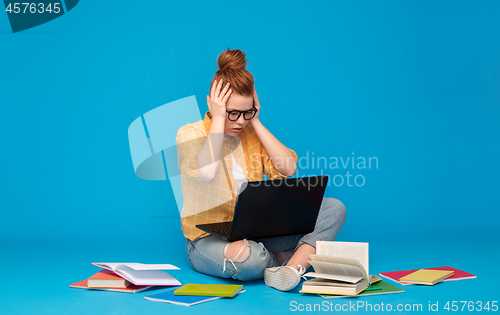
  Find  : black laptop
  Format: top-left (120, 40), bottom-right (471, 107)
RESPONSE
top-left (196, 175), bottom-right (328, 242)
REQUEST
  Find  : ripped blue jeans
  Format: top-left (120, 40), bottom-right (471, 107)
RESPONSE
top-left (185, 198), bottom-right (346, 281)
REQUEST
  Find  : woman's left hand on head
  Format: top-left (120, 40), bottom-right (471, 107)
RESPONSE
top-left (251, 87), bottom-right (261, 125)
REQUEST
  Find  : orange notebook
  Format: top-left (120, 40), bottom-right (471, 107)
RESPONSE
top-left (87, 270), bottom-right (131, 288)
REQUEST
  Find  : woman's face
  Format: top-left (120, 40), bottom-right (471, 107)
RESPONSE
top-left (224, 93), bottom-right (254, 136)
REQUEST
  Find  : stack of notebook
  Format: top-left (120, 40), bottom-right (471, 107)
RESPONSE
top-left (70, 262), bottom-right (181, 293)
top-left (299, 241), bottom-right (387, 297)
top-left (144, 284), bottom-right (245, 306)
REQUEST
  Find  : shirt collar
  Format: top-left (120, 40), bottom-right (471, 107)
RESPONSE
top-left (203, 111), bottom-right (212, 133)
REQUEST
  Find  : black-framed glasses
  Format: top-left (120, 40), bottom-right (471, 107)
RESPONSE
top-left (226, 108), bottom-right (258, 121)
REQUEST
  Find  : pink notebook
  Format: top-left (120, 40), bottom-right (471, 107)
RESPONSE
top-left (379, 266), bottom-right (476, 285)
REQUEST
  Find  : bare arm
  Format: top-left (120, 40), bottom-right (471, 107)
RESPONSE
top-left (250, 89), bottom-right (297, 177)
top-left (197, 79), bottom-right (232, 182)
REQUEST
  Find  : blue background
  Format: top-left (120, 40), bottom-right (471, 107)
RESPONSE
top-left (1, 1), bottom-right (499, 314)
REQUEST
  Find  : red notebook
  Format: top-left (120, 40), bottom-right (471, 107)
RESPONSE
top-left (380, 266), bottom-right (476, 285)
top-left (70, 279), bottom-right (151, 293)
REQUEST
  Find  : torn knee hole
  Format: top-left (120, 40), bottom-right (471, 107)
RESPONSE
top-left (224, 240), bottom-right (250, 262)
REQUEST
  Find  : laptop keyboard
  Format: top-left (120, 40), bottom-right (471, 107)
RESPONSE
top-left (213, 228), bottom-right (230, 237)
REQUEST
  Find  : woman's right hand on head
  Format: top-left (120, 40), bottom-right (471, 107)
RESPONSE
top-left (209, 79), bottom-right (232, 123)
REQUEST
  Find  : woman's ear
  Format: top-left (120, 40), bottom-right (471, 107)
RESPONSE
top-left (206, 95), bottom-right (211, 107)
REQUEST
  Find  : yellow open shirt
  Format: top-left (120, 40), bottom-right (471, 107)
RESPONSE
top-left (176, 112), bottom-right (298, 241)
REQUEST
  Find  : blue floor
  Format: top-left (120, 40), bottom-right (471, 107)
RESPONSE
top-left (2, 219), bottom-right (498, 315)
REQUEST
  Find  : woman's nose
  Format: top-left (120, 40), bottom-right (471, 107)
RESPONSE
top-left (237, 115), bottom-right (245, 124)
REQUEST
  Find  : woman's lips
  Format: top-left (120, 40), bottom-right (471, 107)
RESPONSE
top-left (232, 127), bottom-right (242, 133)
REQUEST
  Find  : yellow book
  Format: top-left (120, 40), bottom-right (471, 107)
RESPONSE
top-left (399, 269), bottom-right (454, 285)
top-left (174, 284), bottom-right (244, 297)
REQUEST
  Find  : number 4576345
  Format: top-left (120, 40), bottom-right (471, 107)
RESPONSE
top-left (5, 3), bottom-right (61, 14)
top-left (444, 301), bottom-right (498, 312)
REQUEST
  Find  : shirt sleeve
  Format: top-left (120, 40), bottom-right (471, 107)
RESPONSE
top-left (176, 124), bottom-right (206, 181)
top-left (262, 146), bottom-right (299, 180)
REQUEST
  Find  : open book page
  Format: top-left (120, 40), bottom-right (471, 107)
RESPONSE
top-left (91, 262), bottom-right (136, 272)
top-left (316, 241), bottom-right (369, 277)
top-left (308, 254), bottom-right (368, 279)
top-left (92, 263), bottom-right (180, 271)
top-left (114, 265), bottom-right (182, 286)
top-left (307, 261), bottom-right (365, 283)
top-left (122, 263), bottom-right (180, 270)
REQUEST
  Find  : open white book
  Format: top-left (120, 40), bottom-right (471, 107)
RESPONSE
top-left (91, 263), bottom-right (181, 286)
top-left (300, 241), bottom-right (380, 295)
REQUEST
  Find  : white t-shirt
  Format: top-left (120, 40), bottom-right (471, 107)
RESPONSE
top-left (231, 149), bottom-right (248, 194)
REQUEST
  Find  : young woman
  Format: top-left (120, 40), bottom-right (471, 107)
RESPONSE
top-left (176, 48), bottom-right (346, 291)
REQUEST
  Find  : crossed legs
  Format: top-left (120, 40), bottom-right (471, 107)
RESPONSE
top-left (185, 198), bottom-right (346, 282)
